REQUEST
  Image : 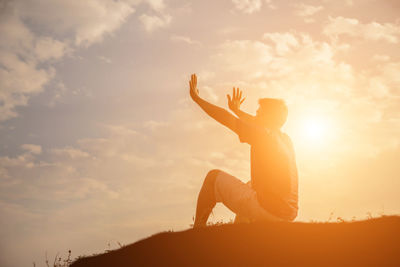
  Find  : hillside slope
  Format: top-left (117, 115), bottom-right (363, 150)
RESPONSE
top-left (71, 216), bottom-right (400, 266)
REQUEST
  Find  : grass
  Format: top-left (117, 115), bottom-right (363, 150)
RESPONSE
top-left (69, 215), bottom-right (400, 266)
top-left (38, 212), bottom-right (398, 267)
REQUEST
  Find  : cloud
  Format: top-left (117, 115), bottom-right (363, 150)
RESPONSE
top-left (231, 0), bottom-right (275, 13)
top-left (138, 0), bottom-right (173, 32)
top-left (170, 35), bottom-right (201, 45)
top-left (324, 16), bottom-right (400, 43)
top-left (294, 3), bottom-right (323, 17)
top-left (98, 55), bottom-right (112, 64)
top-left (231, 0), bottom-right (263, 14)
top-left (139, 14), bottom-right (172, 32)
top-left (293, 3), bottom-right (323, 23)
top-left (263, 32), bottom-right (299, 55)
top-left (364, 62), bottom-right (400, 99)
top-left (0, 150), bottom-right (36, 172)
top-left (213, 33), bottom-right (351, 105)
top-left (21, 144), bottom-right (42, 155)
top-left (13, 0), bottom-right (135, 46)
top-left (0, 0), bottom-right (138, 123)
top-left (33, 37), bottom-right (68, 61)
top-left (265, 0), bottom-right (276, 9)
top-left (0, 0), bottom-right (176, 124)
top-left (215, 40), bottom-right (273, 74)
top-left (202, 86), bottom-right (219, 102)
top-left (0, 9), bottom-right (54, 121)
top-left (0, 0), bottom-right (175, 123)
top-left (146, 0), bottom-right (166, 11)
top-left (206, 30), bottom-right (400, 159)
top-left (143, 120), bottom-right (168, 131)
top-left (372, 54), bottom-right (390, 62)
top-left (51, 147), bottom-right (90, 159)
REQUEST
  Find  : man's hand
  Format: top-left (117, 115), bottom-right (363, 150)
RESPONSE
top-left (189, 73), bottom-right (200, 102)
top-left (227, 87), bottom-right (245, 114)
top-left (188, 73), bottom-right (238, 133)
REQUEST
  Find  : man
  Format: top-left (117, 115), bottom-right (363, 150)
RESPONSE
top-left (189, 74), bottom-right (298, 227)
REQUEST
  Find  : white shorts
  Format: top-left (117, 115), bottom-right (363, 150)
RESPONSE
top-left (214, 170), bottom-right (278, 222)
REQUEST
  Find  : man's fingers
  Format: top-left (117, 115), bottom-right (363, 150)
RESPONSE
top-left (190, 74), bottom-right (196, 90)
top-left (240, 97), bottom-right (246, 104)
top-left (239, 89), bottom-right (242, 100)
top-left (227, 94), bottom-right (232, 103)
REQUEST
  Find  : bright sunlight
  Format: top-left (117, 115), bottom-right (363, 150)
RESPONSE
top-left (300, 116), bottom-right (333, 145)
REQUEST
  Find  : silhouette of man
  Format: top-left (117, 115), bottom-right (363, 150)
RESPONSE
top-left (189, 74), bottom-right (298, 227)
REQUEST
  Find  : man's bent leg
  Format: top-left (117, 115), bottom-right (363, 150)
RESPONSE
top-left (233, 180), bottom-right (252, 224)
top-left (193, 169), bottom-right (220, 228)
top-left (214, 171), bottom-right (283, 223)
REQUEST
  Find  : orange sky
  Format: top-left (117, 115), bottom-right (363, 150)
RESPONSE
top-left (0, 0), bottom-right (399, 266)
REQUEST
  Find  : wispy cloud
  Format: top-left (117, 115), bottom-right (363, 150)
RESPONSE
top-left (263, 32), bottom-right (299, 55)
top-left (139, 14), bottom-right (172, 32)
top-left (293, 3), bottom-right (323, 23)
top-left (51, 147), bottom-right (90, 159)
top-left (21, 144), bottom-right (42, 155)
top-left (231, 0), bottom-right (263, 14)
top-left (170, 35), bottom-right (201, 45)
top-left (324, 16), bottom-right (400, 43)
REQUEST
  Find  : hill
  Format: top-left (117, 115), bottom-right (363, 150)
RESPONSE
top-left (71, 216), bottom-right (400, 266)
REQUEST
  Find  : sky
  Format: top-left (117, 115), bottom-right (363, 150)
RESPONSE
top-left (0, 0), bottom-right (399, 266)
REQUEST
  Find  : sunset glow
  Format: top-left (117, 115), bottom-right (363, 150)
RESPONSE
top-left (301, 116), bottom-right (332, 144)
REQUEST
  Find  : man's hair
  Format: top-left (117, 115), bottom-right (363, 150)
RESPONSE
top-left (258, 98), bottom-right (288, 129)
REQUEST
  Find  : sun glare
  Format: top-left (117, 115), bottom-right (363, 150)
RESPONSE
top-left (301, 116), bottom-right (331, 144)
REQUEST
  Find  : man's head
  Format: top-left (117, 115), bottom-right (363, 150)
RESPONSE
top-left (255, 98), bottom-right (288, 130)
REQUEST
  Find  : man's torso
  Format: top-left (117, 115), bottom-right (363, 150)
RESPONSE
top-left (250, 131), bottom-right (298, 220)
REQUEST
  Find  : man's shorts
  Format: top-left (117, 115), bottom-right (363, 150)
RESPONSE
top-left (214, 170), bottom-right (280, 222)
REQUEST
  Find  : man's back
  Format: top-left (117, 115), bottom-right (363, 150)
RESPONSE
top-left (237, 120), bottom-right (298, 221)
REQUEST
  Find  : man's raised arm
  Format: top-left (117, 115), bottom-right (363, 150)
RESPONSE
top-left (189, 74), bottom-right (237, 132)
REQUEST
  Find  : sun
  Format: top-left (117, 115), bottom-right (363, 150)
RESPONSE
top-left (288, 112), bottom-right (339, 152)
top-left (301, 116), bottom-right (331, 144)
